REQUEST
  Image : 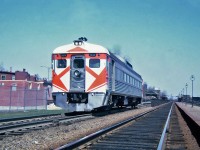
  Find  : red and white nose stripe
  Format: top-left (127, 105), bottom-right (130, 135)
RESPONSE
top-left (86, 66), bottom-right (107, 92)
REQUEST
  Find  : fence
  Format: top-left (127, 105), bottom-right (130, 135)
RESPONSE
top-left (0, 86), bottom-right (48, 111)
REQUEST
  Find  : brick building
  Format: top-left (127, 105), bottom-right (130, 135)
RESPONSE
top-left (0, 69), bottom-right (50, 111)
top-left (0, 68), bottom-right (36, 81)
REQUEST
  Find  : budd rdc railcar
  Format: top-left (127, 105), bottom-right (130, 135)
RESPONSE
top-left (52, 37), bottom-right (143, 112)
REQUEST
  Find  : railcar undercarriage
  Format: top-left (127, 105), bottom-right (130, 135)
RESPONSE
top-left (67, 93), bottom-right (88, 103)
top-left (53, 91), bottom-right (141, 112)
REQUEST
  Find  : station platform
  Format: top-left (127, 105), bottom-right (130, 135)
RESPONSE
top-left (176, 102), bottom-right (200, 126)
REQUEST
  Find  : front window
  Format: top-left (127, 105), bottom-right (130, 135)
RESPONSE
top-left (57, 59), bottom-right (66, 68)
top-left (74, 59), bottom-right (84, 68)
top-left (89, 59), bottom-right (100, 68)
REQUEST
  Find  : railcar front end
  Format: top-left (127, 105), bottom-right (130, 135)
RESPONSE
top-left (52, 39), bottom-right (110, 112)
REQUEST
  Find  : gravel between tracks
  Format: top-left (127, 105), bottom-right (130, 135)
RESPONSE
top-left (0, 106), bottom-right (153, 150)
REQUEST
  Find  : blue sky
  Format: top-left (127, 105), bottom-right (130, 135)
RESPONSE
top-left (0, 0), bottom-right (200, 97)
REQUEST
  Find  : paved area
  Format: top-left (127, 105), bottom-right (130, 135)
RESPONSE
top-left (176, 102), bottom-right (200, 126)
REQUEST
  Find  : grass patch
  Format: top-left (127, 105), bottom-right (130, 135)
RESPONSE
top-left (0, 109), bottom-right (67, 119)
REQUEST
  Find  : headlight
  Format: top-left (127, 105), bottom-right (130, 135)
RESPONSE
top-left (74, 70), bottom-right (81, 77)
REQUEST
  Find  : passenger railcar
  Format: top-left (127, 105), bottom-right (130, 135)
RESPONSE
top-left (52, 38), bottom-right (143, 112)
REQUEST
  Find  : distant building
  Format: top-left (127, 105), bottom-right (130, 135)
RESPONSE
top-left (0, 69), bottom-right (51, 111)
top-left (0, 68), bottom-right (36, 81)
top-left (143, 84), bottom-right (163, 100)
top-left (193, 97), bottom-right (200, 102)
top-left (154, 89), bottom-right (161, 99)
top-left (142, 82), bottom-right (147, 99)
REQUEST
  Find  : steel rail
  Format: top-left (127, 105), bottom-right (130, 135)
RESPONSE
top-left (157, 103), bottom-right (173, 150)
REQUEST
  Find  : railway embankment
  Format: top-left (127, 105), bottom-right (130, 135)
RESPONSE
top-left (176, 102), bottom-right (200, 146)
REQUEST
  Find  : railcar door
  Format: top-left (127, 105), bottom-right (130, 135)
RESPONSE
top-left (112, 60), bottom-right (115, 91)
top-left (70, 55), bottom-right (85, 92)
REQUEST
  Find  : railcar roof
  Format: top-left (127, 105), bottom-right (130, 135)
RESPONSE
top-left (53, 42), bottom-right (110, 54)
top-left (109, 52), bottom-right (142, 80)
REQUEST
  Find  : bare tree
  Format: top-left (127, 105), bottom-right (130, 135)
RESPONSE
top-left (147, 86), bottom-right (155, 92)
top-left (0, 62), bottom-right (5, 71)
top-left (35, 74), bottom-right (41, 81)
top-left (160, 90), bottom-right (168, 100)
top-left (113, 45), bottom-right (121, 55)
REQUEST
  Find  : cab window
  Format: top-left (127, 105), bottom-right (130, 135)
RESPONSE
top-left (89, 59), bottom-right (100, 68)
top-left (57, 59), bottom-right (66, 68)
top-left (74, 59), bottom-right (84, 68)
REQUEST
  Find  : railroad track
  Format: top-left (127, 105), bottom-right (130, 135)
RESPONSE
top-left (0, 113), bottom-right (93, 140)
top-left (0, 115), bottom-right (62, 128)
top-left (56, 102), bottom-right (178, 150)
top-left (0, 107), bottom-right (136, 140)
top-left (0, 113), bottom-right (61, 123)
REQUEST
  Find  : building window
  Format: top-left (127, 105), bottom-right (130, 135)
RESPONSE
top-left (0, 83), bottom-right (5, 86)
top-left (57, 59), bottom-right (67, 68)
top-left (89, 59), bottom-right (100, 68)
top-left (12, 75), bottom-right (15, 80)
top-left (12, 83), bottom-right (17, 91)
top-left (37, 84), bottom-right (40, 90)
top-left (1, 75), bottom-right (6, 80)
top-left (29, 83), bottom-right (32, 89)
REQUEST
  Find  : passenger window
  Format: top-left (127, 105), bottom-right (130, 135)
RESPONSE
top-left (74, 59), bottom-right (84, 68)
top-left (57, 59), bottom-right (66, 68)
top-left (89, 59), bottom-right (100, 68)
top-left (127, 75), bottom-right (129, 83)
top-left (130, 77), bottom-right (132, 84)
top-left (124, 73), bottom-right (126, 82)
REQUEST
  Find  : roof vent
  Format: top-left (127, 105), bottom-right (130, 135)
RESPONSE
top-left (126, 60), bottom-right (133, 68)
top-left (73, 37), bottom-right (88, 46)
